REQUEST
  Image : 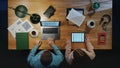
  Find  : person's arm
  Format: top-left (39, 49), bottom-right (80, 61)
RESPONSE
top-left (47, 38), bottom-right (64, 65)
top-left (52, 45), bottom-right (63, 56)
top-left (65, 39), bottom-right (73, 64)
top-left (85, 38), bottom-right (94, 52)
top-left (47, 38), bottom-right (63, 57)
top-left (84, 35), bottom-right (96, 60)
top-left (27, 40), bottom-right (42, 66)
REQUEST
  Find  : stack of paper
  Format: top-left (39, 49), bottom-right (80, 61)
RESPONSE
top-left (66, 8), bottom-right (86, 27)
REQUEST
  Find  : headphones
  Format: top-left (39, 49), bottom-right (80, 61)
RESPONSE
top-left (99, 14), bottom-right (111, 25)
top-left (99, 14), bottom-right (111, 31)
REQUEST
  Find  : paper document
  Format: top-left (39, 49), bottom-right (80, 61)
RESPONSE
top-left (66, 8), bottom-right (85, 27)
top-left (92, 0), bottom-right (112, 12)
top-left (8, 19), bottom-right (33, 39)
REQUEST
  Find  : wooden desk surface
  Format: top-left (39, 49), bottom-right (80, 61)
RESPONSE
top-left (8, 0), bottom-right (112, 50)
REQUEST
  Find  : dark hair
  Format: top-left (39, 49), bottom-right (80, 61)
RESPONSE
top-left (40, 50), bottom-right (52, 66)
top-left (72, 49), bottom-right (91, 64)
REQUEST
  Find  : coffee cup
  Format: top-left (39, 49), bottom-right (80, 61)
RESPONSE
top-left (32, 31), bottom-right (36, 35)
top-left (87, 20), bottom-right (96, 29)
top-left (30, 29), bottom-right (38, 38)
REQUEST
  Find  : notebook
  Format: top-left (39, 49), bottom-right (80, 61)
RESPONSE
top-left (40, 21), bottom-right (60, 40)
top-left (16, 32), bottom-right (29, 50)
top-left (66, 8), bottom-right (85, 27)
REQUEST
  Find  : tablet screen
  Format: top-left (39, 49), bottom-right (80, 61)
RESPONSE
top-left (72, 32), bottom-right (85, 42)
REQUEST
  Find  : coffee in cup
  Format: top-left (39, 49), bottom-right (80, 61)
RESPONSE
top-left (32, 31), bottom-right (36, 35)
top-left (30, 29), bottom-right (38, 38)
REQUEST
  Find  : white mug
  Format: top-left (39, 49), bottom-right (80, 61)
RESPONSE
top-left (87, 20), bottom-right (96, 28)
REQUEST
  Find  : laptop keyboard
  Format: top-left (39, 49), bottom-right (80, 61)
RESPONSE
top-left (43, 28), bottom-right (58, 33)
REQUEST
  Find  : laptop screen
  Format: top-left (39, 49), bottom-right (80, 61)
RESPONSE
top-left (72, 32), bottom-right (85, 42)
top-left (41, 21), bottom-right (59, 26)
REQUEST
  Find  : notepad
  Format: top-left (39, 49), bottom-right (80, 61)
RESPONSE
top-left (16, 32), bottom-right (29, 50)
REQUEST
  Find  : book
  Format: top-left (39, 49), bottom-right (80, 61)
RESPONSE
top-left (16, 32), bottom-right (29, 50)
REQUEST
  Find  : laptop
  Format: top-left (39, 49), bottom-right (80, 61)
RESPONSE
top-left (40, 21), bottom-right (60, 40)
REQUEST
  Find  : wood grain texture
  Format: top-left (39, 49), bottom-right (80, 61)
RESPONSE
top-left (8, 0), bottom-right (112, 50)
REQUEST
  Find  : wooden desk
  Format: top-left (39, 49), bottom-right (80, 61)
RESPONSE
top-left (8, 0), bottom-right (112, 50)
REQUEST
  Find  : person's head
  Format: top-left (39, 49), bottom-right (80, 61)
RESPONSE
top-left (40, 50), bottom-right (52, 66)
top-left (72, 49), bottom-right (91, 64)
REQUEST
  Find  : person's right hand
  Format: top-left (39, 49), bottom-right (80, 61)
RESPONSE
top-left (66, 39), bottom-right (71, 45)
top-left (65, 39), bottom-right (71, 49)
top-left (47, 38), bottom-right (55, 47)
top-left (85, 34), bottom-right (91, 43)
top-left (35, 40), bottom-right (42, 47)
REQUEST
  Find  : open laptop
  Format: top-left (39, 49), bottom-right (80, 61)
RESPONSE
top-left (40, 21), bottom-right (60, 40)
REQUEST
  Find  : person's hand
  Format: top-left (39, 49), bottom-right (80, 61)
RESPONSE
top-left (65, 39), bottom-right (71, 49)
top-left (35, 40), bottom-right (42, 47)
top-left (85, 34), bottom-right (94, 51)
top-left (85, 34), bottom-right (90, 42)
top-left (85, 35), bottom-right (92, 46)
top-left (66, 39), bottom-right (71, 46)
top-left (47, 38), bottom-right (55, 47)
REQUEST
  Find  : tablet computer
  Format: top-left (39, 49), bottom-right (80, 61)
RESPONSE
top-left (71, 32), bottom-right (85, 42)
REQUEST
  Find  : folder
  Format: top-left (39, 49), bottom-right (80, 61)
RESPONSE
top-left (16, 32), bottom-right (29, 50)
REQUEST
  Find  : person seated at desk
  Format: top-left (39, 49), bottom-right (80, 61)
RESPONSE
top-left (65, 35), bottom-right (96, 65)
top-left (27, 38), bottom-right (64, 68)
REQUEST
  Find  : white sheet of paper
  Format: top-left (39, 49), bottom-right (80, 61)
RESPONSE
top-left (66, 8), bottom-right (85, 27)
top-left (21, 20), bottom-right (33, 32)
top-left (8, 19), bottom-right (33, 39)
top-left (8, 19), bottom-right (23, 38)
top-left (92, 0), bottom-right (112, 12)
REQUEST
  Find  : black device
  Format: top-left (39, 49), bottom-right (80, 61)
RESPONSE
top-left (43, 5), bottom-right (56, 18)
top-left (66, 8), bottom-right (84, 15)
top-left (71, 32), bottom-right (85, 43)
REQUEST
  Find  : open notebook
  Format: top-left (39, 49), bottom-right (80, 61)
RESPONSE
top-left (66, 8), bottom-right (85, 27)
